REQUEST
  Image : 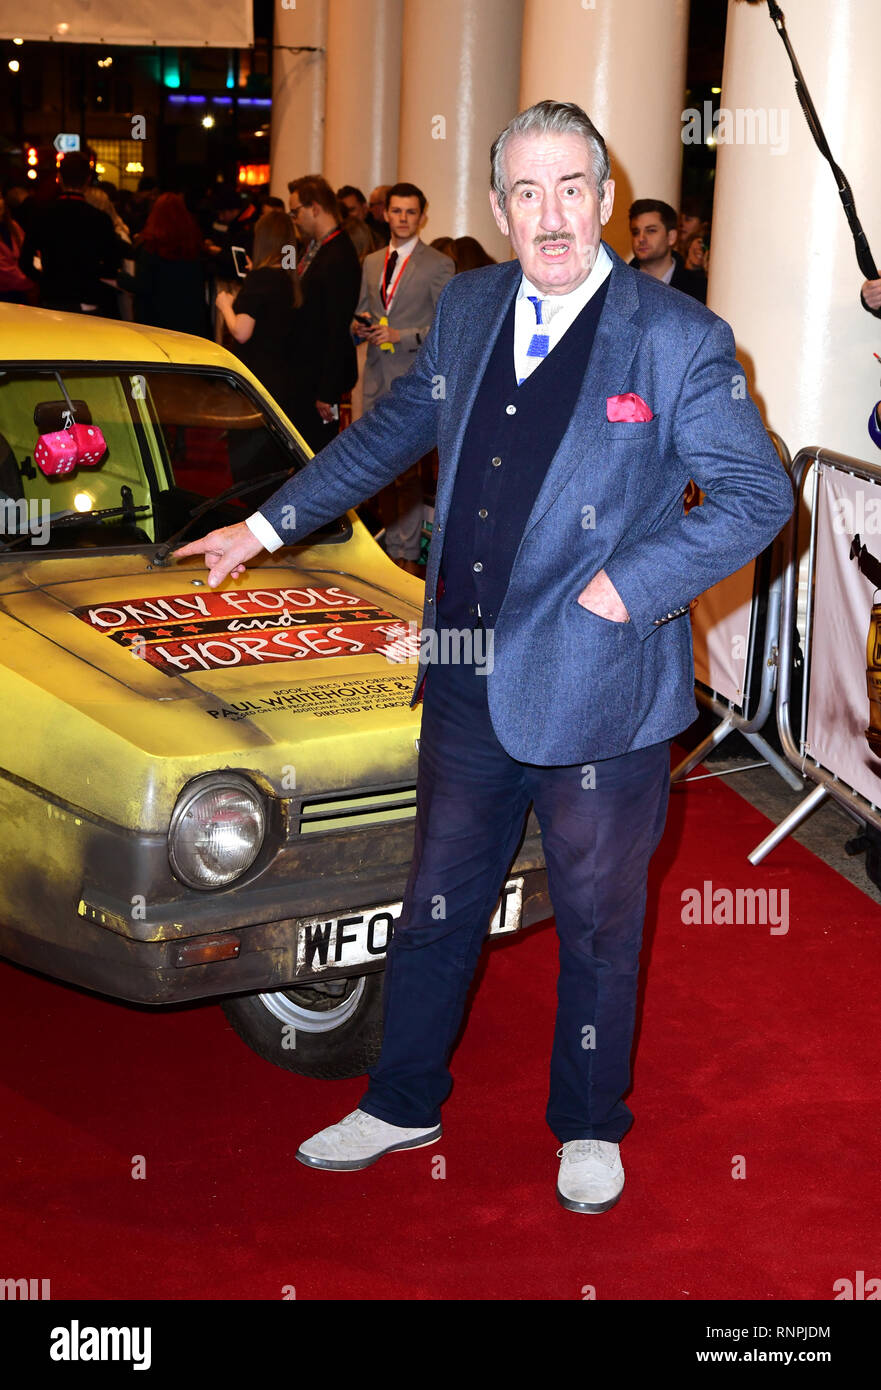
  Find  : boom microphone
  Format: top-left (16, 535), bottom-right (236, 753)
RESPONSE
top-left (734, 0), bottom-right (878, 280)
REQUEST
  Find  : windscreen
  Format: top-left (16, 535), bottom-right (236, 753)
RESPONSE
top-left (0, 367), bottom-right (343, 553)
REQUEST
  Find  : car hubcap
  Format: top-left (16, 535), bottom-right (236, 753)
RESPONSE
top-left (257, 976), bottom-right (367, 1033)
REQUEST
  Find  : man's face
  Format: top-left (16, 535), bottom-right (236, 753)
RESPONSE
top-left (630, 212), bottom-right (677, 266)
top-left (368, 189), bottom-right (387, 222)
top-left (489, 130), bottom-right (614, 296)
top-left (386, 196), bottom-right (423, 243)
top-left (289, 192), bottom-right (317, 241)
top-left (340, 195), bottom-right (366, 221)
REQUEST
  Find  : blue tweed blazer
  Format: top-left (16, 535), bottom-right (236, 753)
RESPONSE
top-left (255, 243), bottom-right (794, 763)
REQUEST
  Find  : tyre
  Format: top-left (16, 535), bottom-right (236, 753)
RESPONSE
top-left (221, 972), bottom-right (384, 1079)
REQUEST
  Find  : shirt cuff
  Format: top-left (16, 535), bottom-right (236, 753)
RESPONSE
top-left (245, 511), bottom-right (285, 553)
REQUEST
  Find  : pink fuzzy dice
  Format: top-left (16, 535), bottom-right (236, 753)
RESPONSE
top-left (32, 423), bottom-right (107, 476)
top-left (34, 430), bottom-right (80, 477)
top-left (69, 423), bottom-right (107, 466)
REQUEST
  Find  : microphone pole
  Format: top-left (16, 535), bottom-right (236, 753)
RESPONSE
top-left (760, 0), bottom-right (878, 280)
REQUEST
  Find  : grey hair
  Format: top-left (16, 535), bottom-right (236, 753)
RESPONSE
top-left (490, 100), bottom-right (611, 214)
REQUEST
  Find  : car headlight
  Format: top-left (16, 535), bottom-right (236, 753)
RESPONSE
top-left (169, 775), bottom-right (266, 889)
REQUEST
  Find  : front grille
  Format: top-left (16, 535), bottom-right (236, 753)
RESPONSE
top-left (297, 785), bottom-right (418, 834)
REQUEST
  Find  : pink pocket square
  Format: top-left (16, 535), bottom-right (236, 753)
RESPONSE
top-left (606, 393), bottom-right (654, 423)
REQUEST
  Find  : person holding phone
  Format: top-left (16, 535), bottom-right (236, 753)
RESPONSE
top-left (215, 210), bottom-right (303, 435)
top-left (205, 185), bottom-right (259, 343)
top-left (351, 183), bottom-right (454, 571)
top-left (678, 195), bottom-right (710, 270)
top-left (230, 245), bottom-right (249, 279)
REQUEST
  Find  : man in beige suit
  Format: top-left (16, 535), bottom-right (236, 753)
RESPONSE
top-left (354, 182), bottom-right (454, 571)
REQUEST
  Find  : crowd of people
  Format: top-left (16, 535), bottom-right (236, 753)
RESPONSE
top-left (0, 153), bottom-right (508, 570)
top-left (7, 148), bottom-right (816, 568)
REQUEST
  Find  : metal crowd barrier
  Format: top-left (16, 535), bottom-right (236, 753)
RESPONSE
top-left (671, 431), bottom-right (803, 791)
top-left (749, 445), bottom-right (881, 864)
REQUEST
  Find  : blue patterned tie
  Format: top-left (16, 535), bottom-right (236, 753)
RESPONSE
top-left (526, 295), bottom-right (550, 360)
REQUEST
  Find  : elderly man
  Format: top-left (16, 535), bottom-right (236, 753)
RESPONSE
top-left (175, 101), bottom-right (793, 1214)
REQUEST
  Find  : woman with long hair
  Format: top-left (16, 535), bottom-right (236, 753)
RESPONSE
top-left (215, 209), bottom-right (304, 434)
top-left (450, 236), bottom-right (496, 272)
top-left (128, 192), bottom-right (209, 336)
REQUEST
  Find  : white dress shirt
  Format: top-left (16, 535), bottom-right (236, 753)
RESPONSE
top-left (513, 242), bottom-right (612, 385)
top-left (381, 234), bottom-right (419, 308)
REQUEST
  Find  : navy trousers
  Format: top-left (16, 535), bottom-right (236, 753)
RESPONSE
top-left (357, 656), bottom-right (671, 1143)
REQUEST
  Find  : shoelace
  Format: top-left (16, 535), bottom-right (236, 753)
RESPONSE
top-left (557, 1140), bottom-right (616, 1166)
top-left (341, 1110), bottom-right (370, 1129)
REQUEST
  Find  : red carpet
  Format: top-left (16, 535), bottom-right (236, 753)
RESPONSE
top-left (2, 760), bottom-right (879, 1301)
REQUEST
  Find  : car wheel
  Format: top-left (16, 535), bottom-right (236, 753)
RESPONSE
top-left (221, 972), bottom-right (384, 1080)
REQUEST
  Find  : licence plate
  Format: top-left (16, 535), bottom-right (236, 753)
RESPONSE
top-left (295, 876), bottom-right (524, 976)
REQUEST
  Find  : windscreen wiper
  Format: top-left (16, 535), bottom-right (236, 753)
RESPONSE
top-left (0, 502), bottom-right (151, 552)
top-left (151, 467), bottom-right (295, 565)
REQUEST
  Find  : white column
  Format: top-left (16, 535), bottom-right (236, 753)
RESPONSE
top-left (324, 0), bottom-right (403, 196)
top-left (519, 0), bottom-right (689, 259)
top-left (270, 0), bottom-right (329, 201)
top-left (710, 0), bottom-right (881, 463)
top-left (397, 0), bottom-right (525, 261)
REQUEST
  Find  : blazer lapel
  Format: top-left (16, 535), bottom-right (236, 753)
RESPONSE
top-left (519, 246), bottom-right (643, 540)
top-left (436, 260), bottom-right (521, 520)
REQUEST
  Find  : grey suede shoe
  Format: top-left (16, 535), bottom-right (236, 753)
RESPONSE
top-left (296, 1108), bottom-right (442, 1171)
top-left (556, 1139), bottom-right (625, 1213)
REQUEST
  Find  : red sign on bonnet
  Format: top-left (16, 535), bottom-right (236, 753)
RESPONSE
top-left (72, 584), bottom-right (419, 675)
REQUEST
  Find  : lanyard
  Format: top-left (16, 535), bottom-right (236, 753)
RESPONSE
top-left (297, 226), bottom-right (343, 277)
top-left (381, 245), bottom-right (410, 311)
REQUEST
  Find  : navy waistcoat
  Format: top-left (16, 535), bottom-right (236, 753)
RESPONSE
top-left (437, 275), bottom-right (609, 630)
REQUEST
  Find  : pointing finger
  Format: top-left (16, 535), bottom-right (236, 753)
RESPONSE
top-left (171, 537), bottom-right (209, 558)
